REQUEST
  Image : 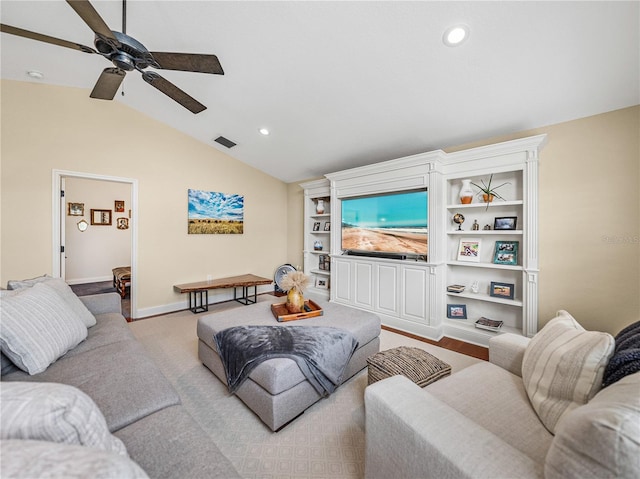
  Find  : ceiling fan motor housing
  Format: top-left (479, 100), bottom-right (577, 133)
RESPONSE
top-left (95, 31), bottom-right (155, 71)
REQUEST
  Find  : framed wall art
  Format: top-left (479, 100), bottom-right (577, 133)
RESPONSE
top-left (493, 241), bottom-right (519, 265)
top-left (114, 200), bottom-right (125, 213)
top-left (90, 209), bottom-right (112, 225)
top-left (117, 218), bottom-right (129, 230)
top-left (188, 189), bottom-right (244, 234)
top-left (68, 202), bottom-right (84, 216)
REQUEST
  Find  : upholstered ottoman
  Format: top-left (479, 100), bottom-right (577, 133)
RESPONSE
top-left (197, 299), bottom-right (380, 431)
top-left (367, 346), bottom-right (451, 387)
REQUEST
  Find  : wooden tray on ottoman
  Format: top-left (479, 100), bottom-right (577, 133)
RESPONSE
top-left (270, 300), bottom-right (323, 322)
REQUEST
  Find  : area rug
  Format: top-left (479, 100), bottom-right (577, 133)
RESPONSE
top-left (128, 296), bottom-right (480, 479)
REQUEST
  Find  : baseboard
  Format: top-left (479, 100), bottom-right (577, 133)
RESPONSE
top-left (66, 276), bottom-right (112, 285)
top-left (135, 284), bottom-right (274, 319)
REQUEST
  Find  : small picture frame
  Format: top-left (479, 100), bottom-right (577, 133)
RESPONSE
top-left (457, 238), bottom-right (481, 262)
top-left (318, 254), bottom-right (331, 271)
top-left (90, 209), bottom-right (112, 226)
top-left (313, 221), bottom-right (321, 231)
top-left (324, 221), bottom-right (331, 231)
top-left (493, 241), bottom-right (519, 265)
top-left (68, 202), bottom-right (84, 216)
top-left (490, 281), bottom-right (515, 300)
top-left (494, 216), bottom-right (517, 230)
top-left (114, 200), bottom-right (125, 213)
top-left (447, 304), bottom-right (467, 319)
top-left (315, 277), bottom-right (329, 289)
top-left (117, 217), bottom-right (129, 230)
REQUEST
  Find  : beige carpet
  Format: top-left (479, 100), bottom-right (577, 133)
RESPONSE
top-left (129, 296), bottom-right (480, 479)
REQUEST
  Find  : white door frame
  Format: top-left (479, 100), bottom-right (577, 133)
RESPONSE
top-left (52, 169), bottom-right (139, 319)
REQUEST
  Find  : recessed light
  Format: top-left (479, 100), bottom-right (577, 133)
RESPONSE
top-left (259, 128), bottom-right (270, 136)
top-left (26, 70), bottom-right (44, 79)
top-left (443, 25), bottom-right (469, 47)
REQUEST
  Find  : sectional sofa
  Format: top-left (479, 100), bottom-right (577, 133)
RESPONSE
top-left (0, 276), bottom-right (239, 478)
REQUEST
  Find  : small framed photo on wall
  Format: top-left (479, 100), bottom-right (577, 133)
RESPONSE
top-left (68, 202), bottom-right (84, 216)
top-left (114, 200), bottom-right (125, 213)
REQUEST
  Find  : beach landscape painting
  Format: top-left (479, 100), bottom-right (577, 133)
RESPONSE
top-left (341, 190), bottom-right (428, 256)
top-left (188, 189), bottom-right (244, 234)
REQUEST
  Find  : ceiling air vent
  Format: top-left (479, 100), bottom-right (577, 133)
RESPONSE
top-left (214, 136), bottom-right (237, 149)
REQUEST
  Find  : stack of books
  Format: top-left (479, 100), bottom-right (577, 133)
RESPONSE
top-left (447, 284), bottom-right (465, 293)
top-left (475, 317), bottom-right (504, 332)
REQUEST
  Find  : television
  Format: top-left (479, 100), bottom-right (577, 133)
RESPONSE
top-left (341, 189), bottom-right (428, 259)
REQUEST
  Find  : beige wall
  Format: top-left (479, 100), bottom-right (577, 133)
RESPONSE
top-left (1, 80), bottom-right (289, 315)
top-left (2, 79), bottom-right (637, 334)
top-left (287, 107), bottom-right (640, 336)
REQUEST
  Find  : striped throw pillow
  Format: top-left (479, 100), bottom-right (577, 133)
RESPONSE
top-left (522, 310), bottom-right (614, 434)
top-left (0, 382), bottom-right (127, 456)
top-left (0, 283), bottom-right (87, 375)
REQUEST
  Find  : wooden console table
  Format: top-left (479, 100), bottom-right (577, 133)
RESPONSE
top-left (174, 274), bottom-right (273, 313)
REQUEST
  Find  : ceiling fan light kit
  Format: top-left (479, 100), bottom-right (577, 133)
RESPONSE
top-left (1, 0), bottom-right (224, 114)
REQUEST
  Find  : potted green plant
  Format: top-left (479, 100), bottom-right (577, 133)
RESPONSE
top-left (471, 174), bottom-right (510, 209)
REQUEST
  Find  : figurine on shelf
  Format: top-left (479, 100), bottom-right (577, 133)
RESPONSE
top-left (472, 220), bottom-right (479, 231)
top-left (483, 224), bottom-right (492, 230)
top-left (314, 240), bottom-right (323, 251)
top-left (471, 281), bottom-right (480, 294)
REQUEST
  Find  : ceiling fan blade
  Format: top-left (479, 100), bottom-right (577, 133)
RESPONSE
top-left (150, 52), bottom-right (224, 75)
top-left (142, 71), bottom-right (207, 114)
top-left (66, 0), bottom-right (120, 48)
top-left (90, 68), bottom-right (126, 100)
top-left (0, 23), bottom-right (96, 53)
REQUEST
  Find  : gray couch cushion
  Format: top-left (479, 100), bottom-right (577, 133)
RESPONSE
top-left (114, 405), bottom-right (240, 479)
top-left (61, 313), bottom-right (134, 360)
top-left (2, 339), bottom-right (180, 432)
top-left (426, 361), bottom-right (553, 465)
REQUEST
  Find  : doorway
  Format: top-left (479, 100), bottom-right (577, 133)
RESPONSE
top-left (52, 170), bottom-right (138, 319)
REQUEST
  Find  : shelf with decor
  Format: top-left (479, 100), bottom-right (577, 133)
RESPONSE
top-left (300, 179), bottom-right (332, 299)
top-left (442, 135), bottom-right (546, 344)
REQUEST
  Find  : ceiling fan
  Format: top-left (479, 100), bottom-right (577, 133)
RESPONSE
top-left (0, 0), bottom-right (223, 114)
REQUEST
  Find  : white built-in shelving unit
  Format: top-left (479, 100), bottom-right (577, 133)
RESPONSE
top-left (300, 179), bottom-right (332, 299)
top-left (305, 135), bottom-right (546, 346)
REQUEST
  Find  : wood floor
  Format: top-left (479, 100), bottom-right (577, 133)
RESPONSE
top-left (382, 325), bottom-right (489, 361)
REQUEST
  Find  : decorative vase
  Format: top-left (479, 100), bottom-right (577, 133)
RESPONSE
top-left (314, 240), bottom-right (323, 251)
top-left (482, 193), bottom-right (494, 203)
top-left (316, 199), bottom-right (325, 214)
top-left (286, 287), bottom-right (305, 313)
top-left (460, 179), bottom-right (473, 204)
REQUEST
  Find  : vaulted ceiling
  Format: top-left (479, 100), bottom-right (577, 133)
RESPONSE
top-left (2, 1), bottom-right (638, 183)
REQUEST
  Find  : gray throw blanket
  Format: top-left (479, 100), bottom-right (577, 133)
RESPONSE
top-left (214, 325), bottom-right (359, 396)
